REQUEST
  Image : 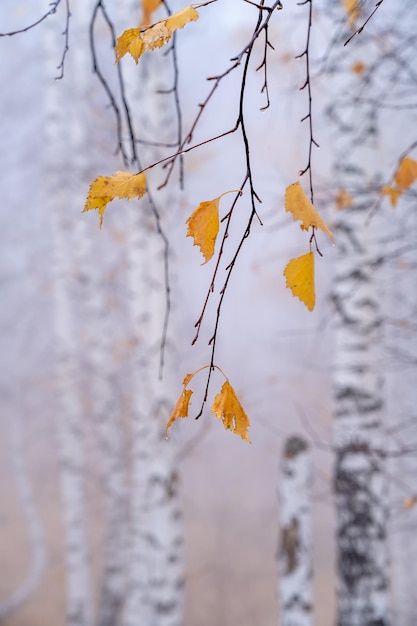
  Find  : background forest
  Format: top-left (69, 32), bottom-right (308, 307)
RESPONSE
top-left (1, 1), bottom-right (417, 626)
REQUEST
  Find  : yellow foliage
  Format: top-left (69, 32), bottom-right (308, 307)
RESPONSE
top-left (116, 6), bottom-right (199, 63)
top-left (83, 171), bottom-right (147, 227)
top-left (186, 197), bottom-right (220, 263)
top-left (285, 182), bottom-right (335, 244)
top-left (166, 6), bottom-right (199, 30)
top-left (381, 156), bottom-right (417, 207)
top-left (394, 156), bottom-right (417, 191)
top-left (212, 381), bottom-right (251, 443)
top-left (335, 188), bottom-right (353, 209)
top-left (166, 388), bottom-right (193, 435)
top-left (141, 0), bottom-right (162, 27)
top-left (166, 368), bottom-right (250, 443)
top-left (343, 0), bottom-right (361, 29)
top-left (381, 185), bottom-right (400, 207)
top-left (352, 61), bottom-right (366, 75)
top-left (186, 190), bottom-right (240, 263)
top-left (284, 251), bottom-right (315, 312)
top-left (403, 496), bottom-right (417, 510)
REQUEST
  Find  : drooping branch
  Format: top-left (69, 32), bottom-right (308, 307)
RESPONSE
top-left (0, 1), bottom-right (63, 36)
top-left (297, 0), bottom-right (319, 206)
top-left (0, 0), bottom-right (72, 79)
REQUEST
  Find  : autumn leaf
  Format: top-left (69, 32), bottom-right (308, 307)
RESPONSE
top-left (352, 61), bottom-right (366, 75)
top-left (186, 190), bottom-right (240, 263)
top-left (166, 388), bottom-right (193, 436)
top-left (343, 0), bottom-right (361, 29)
top-left (285, 182), bottom-right (335, 244)
top-left (83, 171), bottom-right (147, 227)
top-left (186, 198), bottom-right (220, 263)
top-left (335, 188), bottom-right (353, 209)
top-left (166, 6), bottom-right (199, 30)
top-left (116, 6), bottom-right (199, 63)
top-left (212, 381), bottom-right (251, 443)
top-left (403, 496), bottom-right (417, 510)
top-left (381, 156), bottom-right (417, 207)
top-left (141, 0), bottom-right (162, 27)
top-left (381, 185), bottom-right (400, 208)
top-left (394, 156), bottom-right (417, 191)
top-left (284, 251), bottom-right (315, 312)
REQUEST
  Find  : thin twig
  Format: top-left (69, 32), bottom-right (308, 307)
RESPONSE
top-left (345, 0), bottom-right (385, 46)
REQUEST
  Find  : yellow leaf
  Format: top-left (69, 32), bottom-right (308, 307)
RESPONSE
top-left (403, 496), bottom-right (417, 510)
top-left (335, 188), bottom-right (353, 209)
top-left (182, 373), bottom-right (194, 387)
top-left (166, 388), bottom-right (193, 435)
top-left (381, 185), bottom-right (400, 208)
top-left (116, 6), bottom-right (199, 63)
top-left (394, 156), bottom-right (417, 192)
top-left (186, 197), bottom-right (220, 263)
top-left (285, 182), bottom-right (335, 244)
top-left (141, 0), bottom-right (162, 27)
top-left (83, 171), bottom-right (147, 227)
top-left (166, 5), bottom-right (199, 30)
top-left (352, 61), bottom-right (366, 75)
top-left (115, 28), bottom-right (144, 63)
top-left (284, 251), bottom-right (315, 312)
top-left (343, 0), bottom-right (361, 29)
top-left (212, 381), bottom-right (251, 443)
top-left (141, 22), bottom-right (171, 50)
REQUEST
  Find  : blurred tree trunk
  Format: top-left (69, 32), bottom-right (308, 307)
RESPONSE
top-left (119, 4), bottom-right (184, 626)
top-left (66, 4), bottom-right (131, 626)
top-left (327, 4), bottom-right (389, 625)
top-left (44, 6), bottom-right (93, 626)
top-left (278, 436), bottom-right (313, 626)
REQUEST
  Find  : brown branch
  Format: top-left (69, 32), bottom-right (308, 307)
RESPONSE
top-left (344, 0), bottom-right (385, 47)
top-left (297, 0), bottom-right (318, 205)
top-left (0, 1), bottom-right (63, 36)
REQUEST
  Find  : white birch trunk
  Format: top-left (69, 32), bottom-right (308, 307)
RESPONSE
top-left (44, 9), bottom-right (93, 626)
top-left (327, 4), bottom-right (389, 624)
top-left (119, 6), bottom-right (184, 623)
top-left (0, 388), bottom-right (46, 618)
top-left (385, 199), bottom-right (417, 625)
top-left (278, 436), bottom-right (313, 626)
top-left (63, 4), bottom-right (130, 625)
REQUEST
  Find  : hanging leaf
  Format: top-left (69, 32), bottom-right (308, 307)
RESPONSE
top-left (381, 185), bottom-right (400, 208)
top-left (212, 381), bottom-right (251, 443)
top-left (394, 156), bottom-right (417, 192)
top-left (352, 61), bottom-right (366, 75)
top-left (335, 188), bottom-right (353, 209)
top-left (166, 388), bottom-right (193, 436)
top-left (141, 0), bottom-right (162, 27)
top-left (186, 198), bottom-right (220, 263)
top-left (285, 182), bottom-right (335, 244)
top-left (166, 5), bottom-right (199, 30)
top-left (381, 156), bottom-right (417, 207)
top-left (83, 171), bottom-right (147, 227)
top-left (343, 0), bottom-right (361, 29)
top-left (284, 251), bottom-right (315, 312)
top-left (116, 6), bottom-right (199, 63)
top-left (186, 189), bottom-right (241, 263)
top-left (403, 496), bottom-right (417, 510)
top-left (115, 29), bottom-right (145, 63)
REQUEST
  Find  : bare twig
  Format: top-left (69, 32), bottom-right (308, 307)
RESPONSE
top-left (345, 0), bottom-right (385, 46)
top-left (297, 0), bottom-right (319, 205)
top-left (0, 1), bottom-right (62, 36)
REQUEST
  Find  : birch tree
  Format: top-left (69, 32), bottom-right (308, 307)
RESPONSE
top-left (326, 3), bottom-right (391, 623)
top-left (116, 4), bottom-right (184, 625)
top-left (44, 7), bottom-right (93, 626)
top-left (278, 436), bottom-right (313, 626)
